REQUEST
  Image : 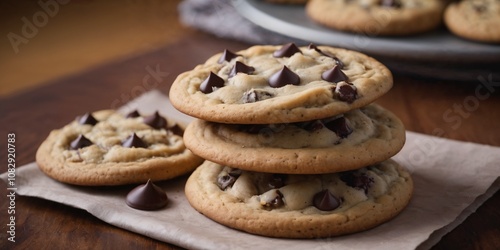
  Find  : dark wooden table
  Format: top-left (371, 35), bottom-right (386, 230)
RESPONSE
top-left (1, 30), bottom-right (499, 249)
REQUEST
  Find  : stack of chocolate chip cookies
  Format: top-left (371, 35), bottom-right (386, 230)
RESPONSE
top-left (170, 43), bottom-right (413, 238)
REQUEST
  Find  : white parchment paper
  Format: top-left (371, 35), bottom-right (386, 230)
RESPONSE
top-left (2, 90), bottom-right (499, 250)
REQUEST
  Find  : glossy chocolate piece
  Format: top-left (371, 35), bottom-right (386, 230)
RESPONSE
top-left (122, 133), bottom-right (147, 148)
top-left (268, 174), bottom-right (286, 189)
top-left (313, 189), bottom-right (341, 211)
top-left (268, 66), bottom-right (300, 88)
top-left (217, 174), bottom-right (238, 190)
top-left (77, 112), bottom-right (98, 126)
top-left (242, 89), bottom-right (274, 103)
top-left (324, 116), bottom-right (353, 138)
top-left (335, 84), bottom-right (358, 103)
top-left (322, 65), bottom-right (348, 83)
top-left (144, 111), bottom-right (167, 129)
top-left (229, 61), bottom-right (255, 78)
top-left (126, 110), bottom-right (141, 118)
top-left (273, 43), bottom-right (302, 58)
top-left (70, 134), bottom-right (93, 150)
top-left (200, 72), bottom-right (225, 94)
top-left (340, 171), bottom-right (374, 194)
top-left (169, 124), bottom-right (184, 137)
top-left (308, 43), bottom-right (345, 69)
top-left (126, 179), bottom-right (168, 210)
top-left (218, 49), bottom-right (239, 63)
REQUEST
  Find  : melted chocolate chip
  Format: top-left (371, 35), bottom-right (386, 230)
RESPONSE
top-left (122, 133), bottom-right (148, 148)
top-left (334, 84), bottom-right (357, 103)
top-left (322, 65), bottom-right (348, 83)
top-left (242, 89), bottom-right (274, 103)
top-left (268, 66), bottom-right (300, 88)
top-left (380, 0), bottom-right (402, 8)
top-left (126, 179), bottom-right (168, 210)
top-left (200, 72), bottom-right (225, 94)
top-left (324, 116), bottom-right (353, 138)
top-left (77, 113), bottom-right (98, 126)
top-left (70, 134), bottom-right (93, 150)
top-left (308, 43), bottom-right (345, 69)
top-left (229, 61), bottom-right (255, 78)
top-left (126, 110), bottom-right (141, 118)
top-left (169, 124), bottom-right (184, 136)
top-left (294, 120), bottom-right (324, 132)
top-left (144, 111), bottom-right (167, 129)
top-left (340, 171), bottom-right (374, 194)
top-left (268, 174), bottom-right (286, 189)
top-left (263, 190), bottom-right (284, 208)
top-left (218, 49), bottom-right (239, 63)
top-left (217, 174), bottom-right (238, 190)
top-left (313, 190), bottom-right (341, 211)
top-left (273, 43), bottom-right (302, 58)
top-left (228, 169), bottom-right (242, 178)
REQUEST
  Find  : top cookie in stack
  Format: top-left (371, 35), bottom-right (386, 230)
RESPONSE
top-left (170, 43), bottom-right (411, 238)
top-left (170, 43), bottom-right (393, 124)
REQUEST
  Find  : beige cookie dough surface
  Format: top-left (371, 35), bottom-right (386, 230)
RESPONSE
top-left (185, 159), bottom-right (413, 238)
top-left (306, 0), bottom-right (444, 36)
top-left (36, 110), bottom-right (203, 186)
top-left (184, 104), bottom-right (405, 173)
top-left (444, 0), bottom-right (500, 43)
top-left (170, 44), bottom-right (393, 124)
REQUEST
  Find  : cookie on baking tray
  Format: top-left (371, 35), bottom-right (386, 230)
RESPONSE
top-left (36, 110), bottom-right (203, 186)
top-left (185, 159), bottom-right (413, 238)
top-left (306, 0), bottom-right (445, 36)
top-left (169, 43), bottom-right (393, 124)
top-left (444, 0), bottom-right (500, 43)
top-left (183, 103), bottom-right (405, 174)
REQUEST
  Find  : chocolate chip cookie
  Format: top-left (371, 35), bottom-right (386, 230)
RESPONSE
top-left (185, 159), bottom-right (413, 238)
top-left (306, 0), bottom-right (445, 36)
top-left (169, 43), bottom-right (393, 124)
top-left (444, 0), bottom-right (500, 43)
top-left (36, 110), bottom-right (203, 186)
top-left (183, 104), bottom-right (405, 174)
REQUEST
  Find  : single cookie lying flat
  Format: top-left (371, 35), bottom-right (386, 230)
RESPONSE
top-left (185, 160), bottom-right (413, 238)
top-left (184, 104), bottom-right (405, 174)
top-left (36, 110), bottom-right (203, 186)
top-left (170, 44), bottom-right (393, 124)
top-left (306, 0), bottom-right (444, 36)
top-left (444, 0), bottom-right (500, 43)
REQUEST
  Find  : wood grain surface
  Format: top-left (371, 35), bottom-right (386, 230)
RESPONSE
top-left (1, 4), bottom-right (499, 250)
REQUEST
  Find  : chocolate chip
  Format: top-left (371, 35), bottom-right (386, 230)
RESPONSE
top-left (169, 124), bottom-right (184, 136)
top-left (294, 120), bottom-right (324, 132)
top-left (340, 171), bottom-right (374, 194)
top-left (126, 110), bottom-right (141, 118)
top-left (229, 61), bottom-right (255, 78)
top-left (308, 43), bottom-right (345, 69)
top-left (228, 169), bottom-right (242, 178)
top-left (77, 112), bottom-right (98, 126)
top-left (238, 124), bottom-right (268, 134)
top-left (334, 83), bottom-right (357, 103)
top-left (380, 0), bottom-right (401, 8)
top-left (200, 72), bottom-right (225, 94)
top-left (269, 66), bottom-right (300, 88)
top-left (313, 190), bottom-right (341, 211)
top-left (268, 174), bottom-right (286, 189)
top-left (322, 65), bottom-right (348, 83)
top-left (70, 134), bottom-right (93, 150)
top-left (263, 190), bottom-right (284, 208)
top-left (217, 174), bottom-right (238, 190)
top-left (144, 111), bottom-right (167, 129)
top-left (273, 43), bottom-right (302, 58)
top-left (122, 133), bottom-right (148, 148)
top-left (218, 49), bottom-right (239, 63)
top-left (126, 179), bottom-right (168, 210)
top-left (324, 116), bottom-right (353, 138)
top-left (242, 89), bottom-right (274, 103)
